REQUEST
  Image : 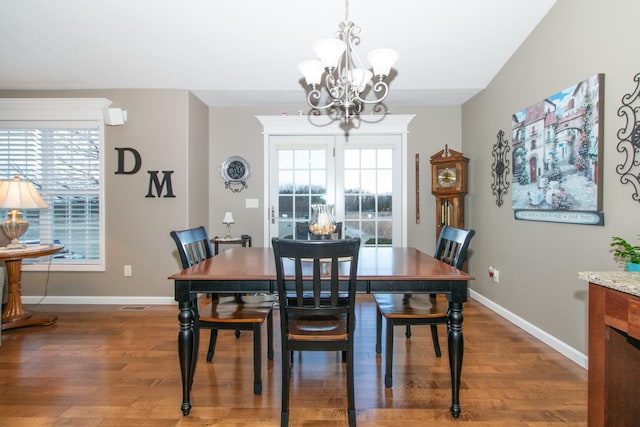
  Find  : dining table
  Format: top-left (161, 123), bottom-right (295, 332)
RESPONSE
top-left (169, 246), bottom-right (474, 417)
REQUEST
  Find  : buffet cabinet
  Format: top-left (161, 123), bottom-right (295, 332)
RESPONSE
top-left (585, 274), bottom-right (640, 427)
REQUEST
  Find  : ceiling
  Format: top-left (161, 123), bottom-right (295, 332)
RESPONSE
top-left (0, 0), bottom-right (556, 107)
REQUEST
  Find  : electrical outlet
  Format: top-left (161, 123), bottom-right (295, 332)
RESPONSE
top-left (493, 268), bottom-right (500, 283)
top-left (124, 264), bottom-right (132, 277)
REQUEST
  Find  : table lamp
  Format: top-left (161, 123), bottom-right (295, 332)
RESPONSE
top-left (0, 175), bottom-right (49, 249)
top-left (222, 212), bottom-right (235, 239)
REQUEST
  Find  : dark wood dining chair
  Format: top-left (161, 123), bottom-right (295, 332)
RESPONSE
top-left (170, 226), bottom-right (274, 394)
top-left (271, 237), bottom-right (361, 427)
top-left (373, 225), bottom-right (475, 388)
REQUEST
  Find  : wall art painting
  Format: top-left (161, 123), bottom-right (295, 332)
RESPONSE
top-left (511, 73), bottom-right (604, 225)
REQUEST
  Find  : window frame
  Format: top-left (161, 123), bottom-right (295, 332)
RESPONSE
top-left (0, 98), bottom-right (110, 272)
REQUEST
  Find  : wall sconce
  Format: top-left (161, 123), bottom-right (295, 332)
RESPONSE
top-left (222, 212), bottom-right (235, 239)
top-left (0, 175), bottom-right (49, 249)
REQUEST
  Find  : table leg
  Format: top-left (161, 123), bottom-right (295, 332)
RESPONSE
top-left (1, 258), bottom-right (57, 331)
top-left (178, 299), bottom-right (195, 416)
top-left (447, 301), bottom-right (464, 418)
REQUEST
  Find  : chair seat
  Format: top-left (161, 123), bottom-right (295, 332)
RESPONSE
top-left (374, 293), bottom-right (447, 319)
top-left (287, 315), bottom-right (348, 340)
top-left (373, 225), bottom-right (475, 389)
top-left (199, 297), bottom-right (273, 323)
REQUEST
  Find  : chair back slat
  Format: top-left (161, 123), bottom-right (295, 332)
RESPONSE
top-left (170, 226), bottom-right (213, 269)
top-left (434, 225), bottom-right (475, 269)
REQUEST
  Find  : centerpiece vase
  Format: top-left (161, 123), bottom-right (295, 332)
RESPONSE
top-left (309, 204), bottom-right (336, 240)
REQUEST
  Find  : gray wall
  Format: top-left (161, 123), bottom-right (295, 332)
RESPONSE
top-left (208, 105), bottom-right (462, 251)
top-left (0, 89), bottom-right (209, 299)
top-left (463, 0), bottom-right (640, 355)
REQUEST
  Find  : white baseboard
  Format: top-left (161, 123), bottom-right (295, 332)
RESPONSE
top-left (21, 296), bottom-right (176, 305)
top-left (469, 289), bottom-right (587, 369)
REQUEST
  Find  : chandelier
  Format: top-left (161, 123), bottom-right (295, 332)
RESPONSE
top-left (297, 0), bottom-right (398, 123)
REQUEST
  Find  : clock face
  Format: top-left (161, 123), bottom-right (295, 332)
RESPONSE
top-left (220, 156), bottom-right (251, 182)
top-left (437, 167), bottom-right (457, 187)
top-left (227, 160), bottom-right (246, 180)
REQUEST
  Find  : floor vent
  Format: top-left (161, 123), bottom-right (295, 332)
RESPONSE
top-left (118, 306), bottom-right (149, 311)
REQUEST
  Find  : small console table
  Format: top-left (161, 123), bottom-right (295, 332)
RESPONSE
top-left (1, 244), bottom-right (64, 331)
top-left (211, 235), bottom-right (252, 256)
top-left (579, 271), bottom-right (640, 427)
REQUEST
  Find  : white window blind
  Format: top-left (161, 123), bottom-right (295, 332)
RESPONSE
top-left (0, 124), bottom-right (102, 267)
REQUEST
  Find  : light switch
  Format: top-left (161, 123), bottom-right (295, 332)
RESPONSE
top-left (245, 198), bottom-right (259, 208)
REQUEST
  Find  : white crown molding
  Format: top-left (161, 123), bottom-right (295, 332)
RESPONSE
top-left (256, 114), bottom-right (415, 135)
top-left (0, 98), bottom-right (112, 121)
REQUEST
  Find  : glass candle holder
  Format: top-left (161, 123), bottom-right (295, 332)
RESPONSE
top-left (309, 204), bottom-right (337, 239)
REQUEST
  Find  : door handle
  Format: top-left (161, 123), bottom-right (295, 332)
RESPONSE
top-left (271, 206), bottom-right (276, 224)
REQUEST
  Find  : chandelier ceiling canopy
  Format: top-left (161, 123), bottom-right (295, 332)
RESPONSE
top-left (298, 0), bottom-right (398, 123)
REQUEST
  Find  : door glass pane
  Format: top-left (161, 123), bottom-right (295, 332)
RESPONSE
top-left (276, 147), bottom-right (328, 238)
top-left (294, 195), bottom-right (309, 220)
top-left (294, 169), bottom-right (309, 193)
top-left (309, 149), bottom-right (326, 168)
top-left (279, 150), bottom-right (293, 169)
top-left (343, 148), bottom-right (394, 246)
top-left (278, 170), bottom-right (293, 191)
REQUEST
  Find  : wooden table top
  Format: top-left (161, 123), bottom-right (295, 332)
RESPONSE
top-left (169, 246), bottom-right (474, 282)
top-left (0, 243), bottom-right (64, 261)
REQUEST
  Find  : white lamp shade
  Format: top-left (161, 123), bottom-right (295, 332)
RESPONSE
top-left (222, 212), bottom-right (235, 224)
top-left (348, 68), bottom-right (373, 93)
top-left (367, 48), bottom-right (399, 77)
top-left (298, 60), bottom-right (325, 86)
top-left (0, 175), bottom-right (48, 209)
top-left (313, 38), bottom-right (346, 68)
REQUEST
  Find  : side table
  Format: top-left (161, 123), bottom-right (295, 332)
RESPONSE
top-left (1, 244), bottom-right (64, 331)
top-left (211, 235), bottom-right (252, 256)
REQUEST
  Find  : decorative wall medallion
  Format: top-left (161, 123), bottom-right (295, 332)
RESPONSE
top-left (616, 72), bottom-right (640, 202)
top-left (220, 156), bottom-right (251, 192)
top-left (491, 130), bottom-right (510, 207)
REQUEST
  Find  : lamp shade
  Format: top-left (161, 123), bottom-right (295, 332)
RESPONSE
top-left (222, 212), bottom-right (235, 224)
top-left (313, 38), bottom-right (346, 69)
top-left (0, 175), bottom-right (48, 209)
top-left (298, 60), bottom-right (325, 86)
top-left (367, 48), bottom-right (399, 77)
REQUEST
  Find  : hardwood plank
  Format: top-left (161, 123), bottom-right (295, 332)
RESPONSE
top-left (0, 295), bottom-right (587, 426)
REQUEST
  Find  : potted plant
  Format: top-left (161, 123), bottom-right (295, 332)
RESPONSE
top-left (610, 236), bottom-right (640, 271)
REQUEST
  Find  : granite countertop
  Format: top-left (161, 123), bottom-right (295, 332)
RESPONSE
top-left (578, 271), bottom-right (640, 297)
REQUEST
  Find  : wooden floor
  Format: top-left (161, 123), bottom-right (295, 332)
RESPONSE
top-left (0, 295), bottom-right (587, 426)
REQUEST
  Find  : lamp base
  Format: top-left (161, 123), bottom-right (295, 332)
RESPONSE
top-left (4, 239), bottom-right (27, 249)
top-left (223, 223), bottom-right (233, 240)
top-left (1, 212), bottom-right (29, 249)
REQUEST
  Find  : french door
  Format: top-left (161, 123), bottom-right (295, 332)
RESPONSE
top-left (267, 134), bottom-right (402, 246)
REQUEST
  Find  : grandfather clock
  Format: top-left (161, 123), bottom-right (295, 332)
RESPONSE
top-left (430, 145), bottom-right (469, 239)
